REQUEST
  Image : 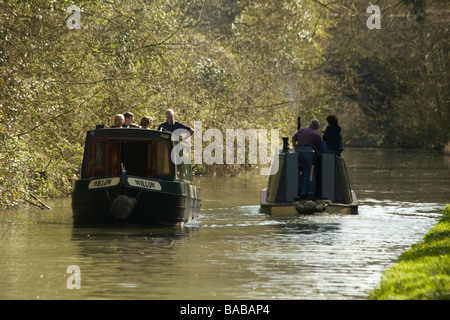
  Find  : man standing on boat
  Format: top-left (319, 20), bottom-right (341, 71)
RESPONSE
top-left (292, 119), bottom-right (322, 198)
top-left (157, 109), bottom-right (194, 135)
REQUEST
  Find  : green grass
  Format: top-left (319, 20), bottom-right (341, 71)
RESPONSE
top-left (369, 204), bottom-right (450, 300)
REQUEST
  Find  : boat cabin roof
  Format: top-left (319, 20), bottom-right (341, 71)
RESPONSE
top-left (88, 127), bottom-right (172, 139)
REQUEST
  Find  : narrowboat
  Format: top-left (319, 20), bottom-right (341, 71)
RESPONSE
top-left (72, 126), bottom-right (201, 226)
top-left (260, 137), bottom-right (358, 216)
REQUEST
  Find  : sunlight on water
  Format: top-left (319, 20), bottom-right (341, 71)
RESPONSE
top-left (0, 149), bottom-right (448, 299)
top-left (182, 199), bottom-right (442, 300)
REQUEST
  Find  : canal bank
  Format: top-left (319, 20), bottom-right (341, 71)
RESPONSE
top-left (369, 204), bottom-right (450, 300)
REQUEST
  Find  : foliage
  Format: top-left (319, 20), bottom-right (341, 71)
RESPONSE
top-left (369, 205), bottom-right (450, 300)
top-left (318, 0), bottom-right (449, 148)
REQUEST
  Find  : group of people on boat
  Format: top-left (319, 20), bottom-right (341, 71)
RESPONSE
top-left (112, 112), bottom-right (152, 128)
top-left (292, 115), bottom-right (343, 198)
top-left (111, 109), bottom-right (194, 135)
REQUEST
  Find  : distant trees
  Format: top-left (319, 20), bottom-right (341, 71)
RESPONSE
top-left (317, 0), bottom-right (449, 148)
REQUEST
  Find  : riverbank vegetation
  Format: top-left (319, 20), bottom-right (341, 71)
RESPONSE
top-left (369, 204), bottom-right (450, 300)
top-left (1, 0), bottom-right (449, 208)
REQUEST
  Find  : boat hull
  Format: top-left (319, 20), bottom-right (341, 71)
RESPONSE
top-left (72, 175), bottom-right (201, 226)
top-left (260, 188), bottom-right (358, 216)
top-left (259, 147), bottom-right (358, 216)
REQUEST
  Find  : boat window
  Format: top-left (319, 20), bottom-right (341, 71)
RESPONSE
top-left (156, 140), bottom-right (171, 177)
top-left (86, 138), bottom-right (173, 179)
top-left (122, 141), bottom-right (149, 178)
top-left (174, 148), bottom-right (192, 182)
top-left (181, 163), bottom-right (193, 182)
top-left (110, 141), bottom-right (122, 176)
top-left (89, 140), bottom-right (108, 177)
top-left (94, 142), bottom-right (106, 167)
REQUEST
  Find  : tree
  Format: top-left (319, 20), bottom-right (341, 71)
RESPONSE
top-left (316, 0), bottom-right (449, 148)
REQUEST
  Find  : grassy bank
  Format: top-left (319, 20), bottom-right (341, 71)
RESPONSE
top-left (369, 205), bottom-right (450, 300)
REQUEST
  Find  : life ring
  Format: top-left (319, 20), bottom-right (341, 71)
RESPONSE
top-left (110, 195), bottom-right (137, 220)
top-left (294, 200), bottom-right (330, 215)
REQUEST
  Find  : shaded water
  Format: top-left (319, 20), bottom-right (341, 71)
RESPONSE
top-left (0, 148), bottom-right (448, 300)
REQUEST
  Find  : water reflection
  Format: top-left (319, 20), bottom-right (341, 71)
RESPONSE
top-left (349, 149), bottom-right (450, 203)
top-left (0, 148), bottom-right (448, 299)
top-left (69, 226), bottom-right (195, 299)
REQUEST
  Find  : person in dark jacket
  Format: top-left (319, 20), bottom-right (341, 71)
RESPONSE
top-left (157, 109), bottom-right (194, 135)
top-left (122, 112), bottom-right (140, 128)
top-left (322, 115), bottom-right (343, 155)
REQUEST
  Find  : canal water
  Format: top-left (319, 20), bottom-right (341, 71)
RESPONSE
top-left (0, 148), bottom-right (448, 300)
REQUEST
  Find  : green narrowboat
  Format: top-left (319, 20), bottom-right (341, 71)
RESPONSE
top-left (72, 126), bottom-right (201, 226)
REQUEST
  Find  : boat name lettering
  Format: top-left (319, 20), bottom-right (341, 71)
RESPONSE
top-left (136, 180), bottom-right (155, 188)
top-left (88, 177), bottom-right (120, 189)
top-left (128, 178), bottom-right (162, 191)
top-left (94, 180), bottom-right (111, 187)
